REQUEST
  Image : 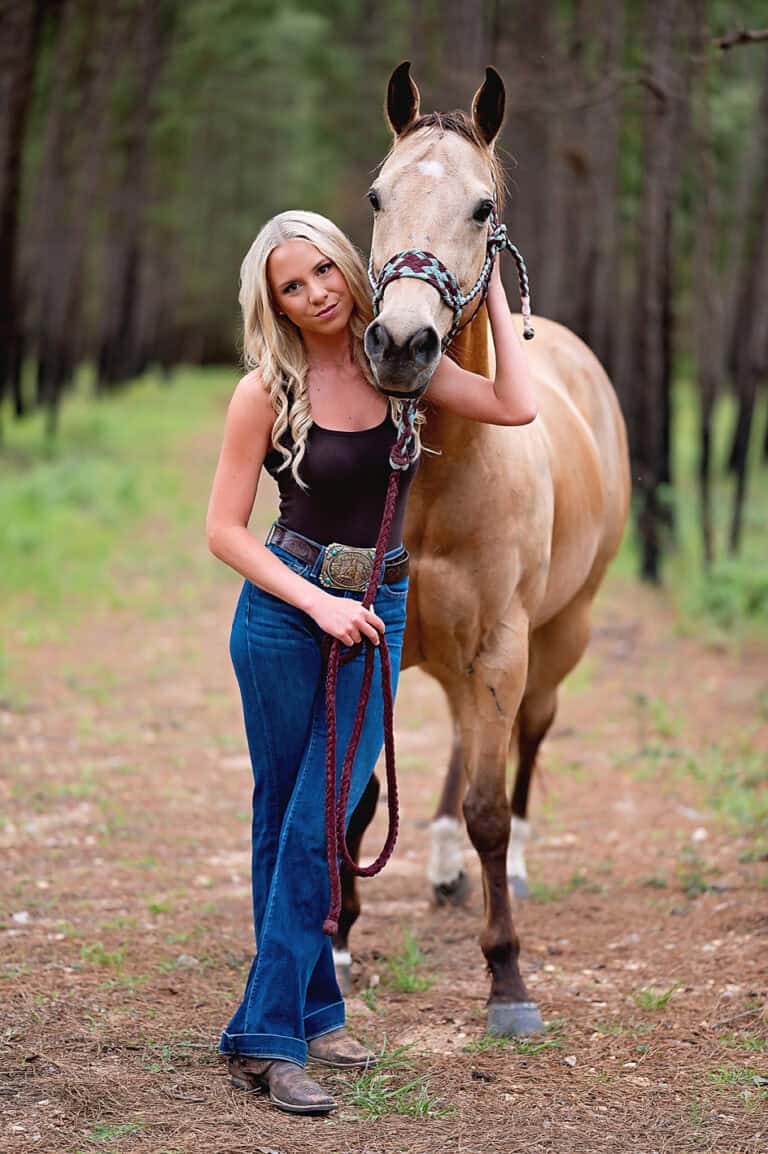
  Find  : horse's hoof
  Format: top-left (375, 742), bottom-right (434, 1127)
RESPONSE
top-left (508, 874), bottom-right (529, 901)
top-left (486, 1000), bottom-right (545, 1037)
top-left (333, 949), bottom-right (353, 996)
top-left (432, 870), bottom-right (471, 907)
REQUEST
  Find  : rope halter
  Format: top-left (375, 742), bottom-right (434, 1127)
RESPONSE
top-left (368, 205), bottom-right (534, 351)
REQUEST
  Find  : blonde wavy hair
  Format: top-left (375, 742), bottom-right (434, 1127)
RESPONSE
top-left (239, 210), bottom-right (423, 489)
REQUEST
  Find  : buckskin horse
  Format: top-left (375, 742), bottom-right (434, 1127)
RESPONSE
top-left (334, 63), bottom-right (631, 1036)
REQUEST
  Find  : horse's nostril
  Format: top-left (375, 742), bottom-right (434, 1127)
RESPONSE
top-left (408, 326), bottom-right (440, 367)
top-left (364, 321), bottom-right (391, 362)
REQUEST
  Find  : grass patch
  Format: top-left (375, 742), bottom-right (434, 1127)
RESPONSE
top-left (361, 987), bottom-right (380, 1013)
top-left (682, 743), bottom-right (768, 830)
top-left (719, 1032), bottom-right (768, 1054)
top-left (617, 380), bottom-right (768, 644)
top-left (346, 1046), bottom-right (454, 1120)
top-left (0, 366), bottom-right (233, 667)
top-left (632, 982), bottom-right (682, 1011)
top-left (529, 870), bottom-right (602, 903)
top-left (675, 847), bottom-right (714, 899)
top-left (80, 942), bottom-right (126, 971)
top-left (84, 1122), bottom-right (145, 1144)
top-left (642, 875), bottom-right (668, 889)
top-left (384, 929), bottom-right (434, 993)
top-left (706, 1066), bottom-right (768, 1108)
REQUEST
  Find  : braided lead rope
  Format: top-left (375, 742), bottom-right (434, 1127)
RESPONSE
top-left (368, 210), bottom-right (534, 348)
top-left (322, 404), bottom-right (419, 936)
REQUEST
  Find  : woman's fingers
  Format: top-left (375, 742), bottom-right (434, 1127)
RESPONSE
top-left (364, 607), bottom-right (386, 635)
top-left (359, 621), bottom-right (381, 646)
top-left (330, 603), bottom-right (388, 646)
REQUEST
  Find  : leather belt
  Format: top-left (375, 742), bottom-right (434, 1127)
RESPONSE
top-left (266, 523), bottom-right (409, 591)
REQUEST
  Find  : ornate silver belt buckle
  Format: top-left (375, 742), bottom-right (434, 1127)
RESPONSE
top-left (319, 543), bottom-right (376, 592)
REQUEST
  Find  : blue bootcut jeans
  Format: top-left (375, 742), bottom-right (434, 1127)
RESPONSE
top-left (219, 530), bottom-right (409, 1066)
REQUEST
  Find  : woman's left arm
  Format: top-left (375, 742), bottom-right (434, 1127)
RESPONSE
top-left (425, 261), bottom-right (538, 426)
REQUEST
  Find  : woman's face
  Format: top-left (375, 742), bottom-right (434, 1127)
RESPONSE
top-left (267, 239), bottom-right (354, 337)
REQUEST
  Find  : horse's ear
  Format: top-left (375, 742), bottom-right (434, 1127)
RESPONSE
top-left (386, 61), bottom-right (421, 137)
top-left (471, 66), bottom-right (505, 146)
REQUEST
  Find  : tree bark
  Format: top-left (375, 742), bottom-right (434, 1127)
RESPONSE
top-left (585, 0), bottom-right (623, 379)
top-left (0, 0), bottom-right (44, 429)
top-left (630, 0), bottom-right (688, 582)
top-left (727, 51), bottom-right (768, 554)
top-left (494, 1), bottom-right (562, 318)
top-left (429, 0), bottom-right (492, 113)
top-left (97, 0), bottom-right (175, 390)
top-left (690, 6), bottom-right (723, 566)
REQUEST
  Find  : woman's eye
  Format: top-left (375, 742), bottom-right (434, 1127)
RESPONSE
top-left (318, 262), bottom-right (332, 274)
top-left (473, 200), bottom-right (494, 223)
top-left (367, 189), bottom-right (380, 211)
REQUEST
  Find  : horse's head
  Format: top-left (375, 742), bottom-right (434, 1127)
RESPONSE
top-left (365, 62), bottom-right (506, 396)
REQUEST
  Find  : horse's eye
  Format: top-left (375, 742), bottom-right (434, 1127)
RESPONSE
top-left (473, 199), bottom-right (494, 223)
top-left (367, 189), bottom-right (381, 211)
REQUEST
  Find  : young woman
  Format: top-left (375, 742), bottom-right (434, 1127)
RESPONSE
top-left (206, 210), bottom-right (536, 1115)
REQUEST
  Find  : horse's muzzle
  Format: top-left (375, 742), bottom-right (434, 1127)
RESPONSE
top-left (364, 320), bottom-right (441, 395)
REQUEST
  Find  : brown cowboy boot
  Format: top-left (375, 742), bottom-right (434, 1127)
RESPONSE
top-left (307, 1027), bottom-right (377, 1069)
top-left (227, 1055), bottom-right (336, 1114)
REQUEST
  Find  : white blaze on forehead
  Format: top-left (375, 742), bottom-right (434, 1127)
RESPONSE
top-left (416, 160), bottom-right (445, 179)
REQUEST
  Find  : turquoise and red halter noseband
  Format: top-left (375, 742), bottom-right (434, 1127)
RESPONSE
top-left (368, 206), bottom-right (535, 351)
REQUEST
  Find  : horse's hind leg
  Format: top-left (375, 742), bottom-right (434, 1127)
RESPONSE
top-left (428, 719), bottom-right (471, 906)
top-left (334, 772), bottom-right (380, 993)
top-left (508, 592), bottom-right (593, 898)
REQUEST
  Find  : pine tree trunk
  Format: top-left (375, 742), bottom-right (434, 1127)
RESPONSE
top-left (0, 0), bottom-right (44, 429)
top-left (631, 0), bottom-right (687, 583)
top-left (690, 6), bottom-right (723, 566)
top-left (727, 52), bottom-right (768, 554)
top-left (495, 1), bottom-right (561, 318)
top-left (97, 0), bottom-right (175, 390)
top-left (586, 0), bottom-right (623, 380)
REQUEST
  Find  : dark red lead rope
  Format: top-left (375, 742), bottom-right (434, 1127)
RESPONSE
top-left (322, 418), bottom-right (414, 936)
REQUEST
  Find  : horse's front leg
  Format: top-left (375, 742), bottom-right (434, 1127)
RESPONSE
top-left (456, 625), bottom-right (544, 1037)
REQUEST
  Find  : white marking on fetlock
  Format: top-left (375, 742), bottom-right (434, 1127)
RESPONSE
top-left (333, 949), bottom-right (352, 968)
top-left (507, 816), bottom-right (531, 883)
top-left (417, 159), bottom-right (445, 178)
top-left (427, 816), bottom-right (465, 887)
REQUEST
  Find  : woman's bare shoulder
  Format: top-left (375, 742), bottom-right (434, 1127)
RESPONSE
top-left (228, 369), bottom-right (274, 430)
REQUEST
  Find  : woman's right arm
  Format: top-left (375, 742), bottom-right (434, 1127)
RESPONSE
top-left (205, 372), bottom-right (385, 647)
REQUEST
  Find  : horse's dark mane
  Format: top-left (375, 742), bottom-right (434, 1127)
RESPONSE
top-left (394, 110), bottom-right (507, 208)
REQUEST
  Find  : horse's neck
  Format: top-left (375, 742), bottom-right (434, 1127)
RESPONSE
top-left (423, 305), bottom-right (494, 456)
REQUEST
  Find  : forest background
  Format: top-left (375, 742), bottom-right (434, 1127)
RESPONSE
top-left (1, 7), bottom-right (767, 1149)
top-left (1, 0), bottom-right (767, 622)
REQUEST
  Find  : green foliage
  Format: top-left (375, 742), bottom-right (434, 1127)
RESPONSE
top-left (384, 928), bottom-right (434, 992)
top-left (0, 368), bottom-right (225, 667)
top-left (347, 1046), bottom-right (454, 1120)
top-left (463, 1028), bottom-right (565, 1056)
top-left (632, 982), bottom-right (682, 1011)
top-left (676, 847), bottom-right (713, 899)
top-left (684, 743), bottom-right (768, 830)
top-left (80, 942), bottom-right (126, 971)
top-left (719, 1032), bottom-right (768, 1054)
top-left (667, 382), bottom-right (768, 641)
top-left (528, 870), bottom-right (602, 903)
top-left (84, 1122), bottom-right (145, 1144)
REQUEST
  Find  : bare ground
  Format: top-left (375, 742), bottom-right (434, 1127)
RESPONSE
top-left (1, 423), bottom-right (767, 1154)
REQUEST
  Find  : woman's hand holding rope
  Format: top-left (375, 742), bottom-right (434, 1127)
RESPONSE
top-left (307, 589), bottom-right (385, 647)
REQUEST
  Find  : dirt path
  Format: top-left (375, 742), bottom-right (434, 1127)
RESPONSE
top-left (1, 418), bottom-right (766, 1154)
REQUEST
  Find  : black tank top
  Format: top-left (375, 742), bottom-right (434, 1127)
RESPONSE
top-left (263, 410), bottom-right (419, 549)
